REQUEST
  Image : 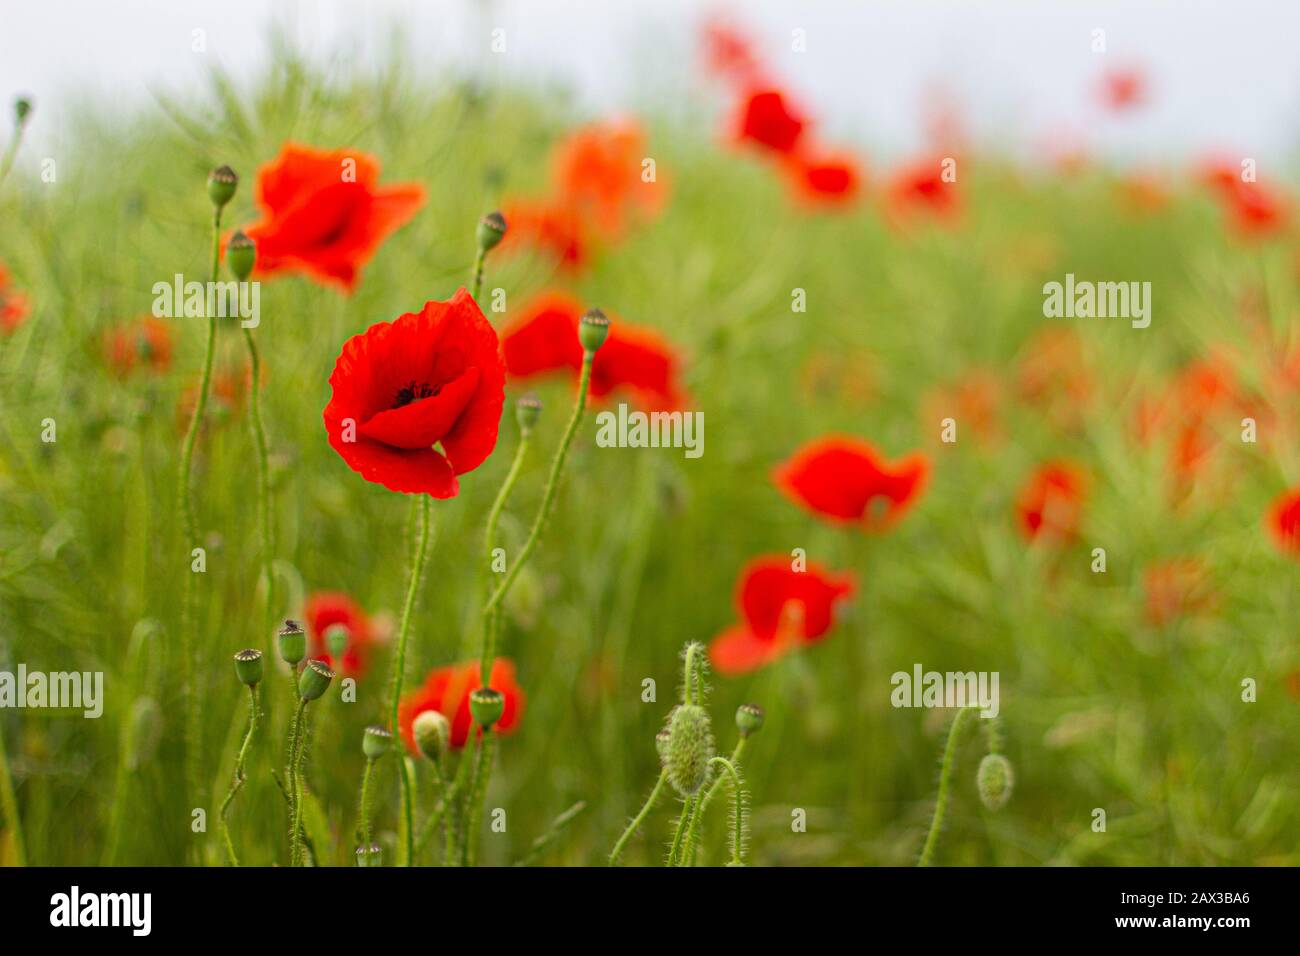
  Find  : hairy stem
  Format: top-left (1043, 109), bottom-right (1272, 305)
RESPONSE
top-left (471, 248), bottom-right (487, 303)
top-left (918, 707), bottom-right (974, 867)
top-left (609, 769), bottom-right (666, 866)
top-left (412, 762), bottom-right (448, 863)
top-left (462, 730), bottom-right (497, 866)
top-left (241, 325), bottom-right (276, 642)
top-left (666, 794), bottom-right (695, 867)
top-left (358, 756), bottom-right (376, 853)
top-left (218, 685), bottom-right (260, 866)
top-left (686, 738), bottom-right (747, 865)
top-left (479, 434), bottom-right (530, 684)
top-left (286, 698), bottom-right (307, 866)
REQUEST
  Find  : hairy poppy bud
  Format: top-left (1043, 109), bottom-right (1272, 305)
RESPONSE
top-left (516, 394), bottom-right (542, 434)
top-left (413, 710), bottom-right (450, 762)
top-left (477, 210), bottom-right (507, 252)
top-left (298, 659), bottom-right (334, 702)
top-left (207, 165), bottom-right (238, 209)
top-left (735, 703), bottom-right (765, 739)
top-left (278, 620), bottom-right (306, 666)
top-left (977, 753), bottom-right (1014, 811)
top-left (469, 687), bottom-right (505, 729)
top-left (14, 96), bottom-right (32, 126)
top-left (226, 230), bottom-right (256, 281)
top-left (578, 309), bottom-right (610, 353)
top-left (655, 728), bottom-right (671, 763)
top-left (665, 704), bottom-right (714, 796)
top-left (362, 724), bottom-right (391, 759)
top-left (233, 648), bottom-right (263, 687)
top-left (324, 623), bottom-right (350, 661)
top-left (356, 844), bottom-right (382, 867)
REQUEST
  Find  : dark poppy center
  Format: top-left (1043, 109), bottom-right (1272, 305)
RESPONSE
top-left (393, 380), bottom-right (442, 409)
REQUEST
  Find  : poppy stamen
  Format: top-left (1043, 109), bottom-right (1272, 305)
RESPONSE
top-left (393, 380), bottom-right (439, 408)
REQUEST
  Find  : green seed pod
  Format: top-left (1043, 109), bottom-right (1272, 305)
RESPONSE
top-left (298, 659), bottom-right (334, 702)
top-left (232, 648), bottom-right (264, 687)
top-left (476, 210), bottom-right (507, 252)
top-left (362, 724), bottom-right (392, 759)
top-left (977, 753), bottom-right (1014, 811)
top-left (665, 704), bottom-right (714, 796)
top-left (356, 844), bottom-right (382, 867)
top-left (207, 165), bottom-right (238, 209)
top-left (324, 623), bottom-right (350, 661)
top-left (515, 394), bottom-right (542, 434)
top-left (226, 230), bottom-right (256, 281)
top-left (578, 309), bottom-right (610, 353)
top-left (413, 710), bottom-right (450, 763)
top-left (469, 688), bottom-right (505, 729)
top-left (14, 96), bottom-right (32, 126)
top-left (735, 703), bottom-right (765, 739)
top-left (278, 620), bottom-right (306, 666)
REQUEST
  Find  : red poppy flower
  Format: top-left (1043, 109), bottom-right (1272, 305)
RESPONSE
top-left (551, 122), bottom-right (666, 238)
top-left (397, 659), bottom-right (524, 752)
top-left (175, 360), bottom-right (257, 433)
top-left (501, 291), bottom-right (687, 410)
top-left (784, 150), bottom-right (862, 206)
top-left (886, 158), bottom-right (959, 221)
top-left (104, 316), bottom-right (173, 377)
top-left (242, 143), bottom-right (425, 291)
top-left (498, 198), bottom-right (589, 272)
top-left (323, 288), bottom-right (506, 497)
top-left (304, 591), bottom-right (375, 678)
top-left (1267, 486), bottom-right (1300, 556)
top-left (1143, 559), bottom-right (1217, 627)
top-left (1017, 328), bottom-right (1092, 428)
top-left (734, 88), bottom-right (806, 155)
top-left (1099, 68), bottom-right (1146, 111)
top-left (701, 19), bottom-right (762, 86)
top-left (0, 262), bottom-right (30, 334)
top-left (773, 436), bottom-right (929, 529)
top-left (1015, 461), bottom-right (1087, 542)
top-left (709, 556), bottom-right (855, 675)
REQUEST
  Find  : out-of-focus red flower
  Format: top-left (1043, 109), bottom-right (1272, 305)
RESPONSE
top-left (0, 262), bottom-right (30, 334)
top-left (1267, 486), bottom-right (1300, 556)
top-left (1143, 559), bottom-right (1217, 627)
top-left (323, 288), bottom-right (506, 498)
top-left (498, 198), bottom-right (589, 272)
top-left (398, 659), bottom-right (524, 752)
top-left (784, 150), bottom-right (862, 206)
top-left (1116, 173), bottom-right (1170, 214)
top-left (1199, 159), bottom-right (1290, 238)
top-left (104, 316), bottom-right (173, 377)
top-left (701, 18), bottom-right (762, 86)
top-left (773, 436), bottom-right (929, 530)
top-left (924, 370), bottom-right (1003, 447)
top-left (886, 158), bottom-right (959, 221)
top-left (1099, 68), bottom-right (1146, 111)
top-left (552, 122), bottom-right (666, 238)
top-left (1134, 356), bottom-right (1248, 486)
top-left (304, 591), bottom-right (375, 678)
top-left (242, 143), bottom-right (425, 291)
top-left (501, 291), bottom-right (687, 410)
top-left (1017, 328), bottom-right (1092, 428)
top-left (176, 360), bottom-right (256, 432)
top-left (735, 88), bottom-right (806, 155)
top-left (1015, 461), bottom-right (1087, 542)
top-left (709, 555), bottom-right (855, 675)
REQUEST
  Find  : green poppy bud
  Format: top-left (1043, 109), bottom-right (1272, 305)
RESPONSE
top-left (232, 648), bottom-right (263, 687)
top-left (207, 165), bottom-right (238, 209)
top-left (14, 96), bottom-right (32, 126)
top-left (515, 394), bottom-right (542, 434)
top-left (977, 753), bottom-right (1014, 811)
top-left (324, 623), bottom-right (350, 661)
top-left (665, 704), bottom-right (714, 796)
top-left (226, 230), bottom-right (256, 281)
top-left (298, 659), bottom-right (334, 702)
top-left (578, 309), bottom-right (610, 353)
top-left (469, 687), bottom-right (505, 729)
top-left (476, 210), bottom-right (507, 252)
top-left (356, 844), bottom-right (382, 867)
top-left (362, 724), bottom-right (392, 759)
top-left (413, 710), bottom-right (450, 763)
top-left (278, 620), bottom-right (306, 666)
top-left (735, 703), bottom-right (765, 739)
top-left (655, 728), bottom-right (671, 763)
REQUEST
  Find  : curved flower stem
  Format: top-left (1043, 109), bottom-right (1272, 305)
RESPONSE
top-left (357, 755), bottom-right (376, 853)
top-left (241, 325), bottom-right (276, 641)
top-left (685, 738), bottom-right (747, 866)
top-left (286, 698), bottom-right (308, 866)
top-left (177, 205), bottom-right (224, 839)
top-left (445, 748), bottom-right (474, 866)
top-left (682, 643), bottom-right (704, 706)
top-left (389, 494), bottom-right (433, 866)
top-left (918, 707), bottom-right (975, 867)
top-left (693, 756), bottom-right (745, 866)
top-left (218, 685), bottom-right (260, 866)
top-left (478, 434), bottom-right (530, 684)
top-left (0, 116), bottom-right (28, 189)
top-left (462, 729), bottom-right (497, 866)
top-left (609, 769), bottom-right (666, 866)
top-left (0, 726), bottom-right (25, 866)
top-left (666, 794), bottom-right (695, 867)
top-left (471, 249), bottom-right (487, 304)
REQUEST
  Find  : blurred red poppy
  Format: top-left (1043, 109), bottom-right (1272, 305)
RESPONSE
top-left (784, 150), bottom-right (862, 206)
top-left (501, 291), bottom-right (687, 410)
top-left (498, 198), bottom-right (589, 272)
top-left (735, 88), bottom-right (806, 155)
top-left (1267, 486), bottom-right (1300, 556)
top-left (104, 316), bottom-right (173, 377)
top-left (323, 288), bottom-right (506, 497)
top-left (398, 659), bottom-right (524, 752)
top-left (175, 360), bottom-right (256, 432)
top-left (1099, 68), bottom-right (1146, 111)
top-left (701, 18), bottom-right (762, 86)
top-left (304, 591), bottom-right (375, 678)
top-left (0, 262), bottom-right (30, 334)
top-left (710, 556), bottom-right (855, 675)
top-left (886, 158), bottom-right (959, 220)
top-left (1143, 559), bottom-right (1217, 627)
top-left (1017, 328), bottom-right (1092, 428)
top-left (551, 121), bottom-right (665, 238)
top-left (1015, 461), bottom-right (1087, 542)
top-left (773, 436), bottom-right (929, 529)
top-left (1199, 160), bottom-right (1290, 238)
top-left (242, 143), bottom-right (425, 291)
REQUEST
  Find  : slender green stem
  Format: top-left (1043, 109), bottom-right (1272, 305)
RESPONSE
top-left (666, 794), bottom-right (695, 866)
top-left (479, 434), bottom-right (530, 684)
top-left (413, 762), bottom-right (449, 862)
top-left (682, 643), bottom-right (704, 706)
top-left (462, 730), bottom-right (497, 866)
top-left (609, 769), bottom-right (667, 865)
top-left (0, 117), bottom-right (28, 189)
top-left (219, 685), bottom-right (260, 866)
top-left (241, 325), bottom-right (276, 641)
top-left (358, 756), bottom-right (376, 853)
top-left (286, 698), bottom-right (307, 866)
top-left (918, 707), bottom-right (975, 867)
top-left (445, 746), bottom-right (474, 866)
top-left (685, 738), bottom-right (747, 866)
top-left (694, 756), bottom-right (744, 866)
top-left (471, 248), bottom-right (487, 303)
top-left (389, 494), bottom-right (433, 866)
top-left (0, 724), bottom-right (25, 866)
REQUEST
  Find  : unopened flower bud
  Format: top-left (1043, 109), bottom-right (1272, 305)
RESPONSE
top-left (233, 648), bottom-right (263, 687)
top-left (207, 165), bottom-right (238, 209)
top-left (735, 703), bottom-right (764, 739)
top-left (665, 704), bottom-right (713, 796)
top-left (469, 687), bottom-right (505, 729)
top-left (298, 659), bottom-right (334, 702)
top-left (413, 710), bottom-right (450, 762)
top-left (356, 844), bottom-right (382, 867)
top-left (14, 96), bottom-right (32, 126)
top-left (476, 210), bottom-right (507, 252)
top-left (226, 230), bottom-right (256, 281)
top-left (362, 724), bottom-right (392, 759)
top-left (578, 309), bottom-right (610, 353)
top-left (977, 753), bottom-right (1014, 811)
top-left (278, 620), bottom-right (306, 666)
top-left (655, 728), bottom-right (671, 763)
top-left (516, 394), bottom-right (541, 434)
top-left (324, 623), bottom-right (350, 661)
